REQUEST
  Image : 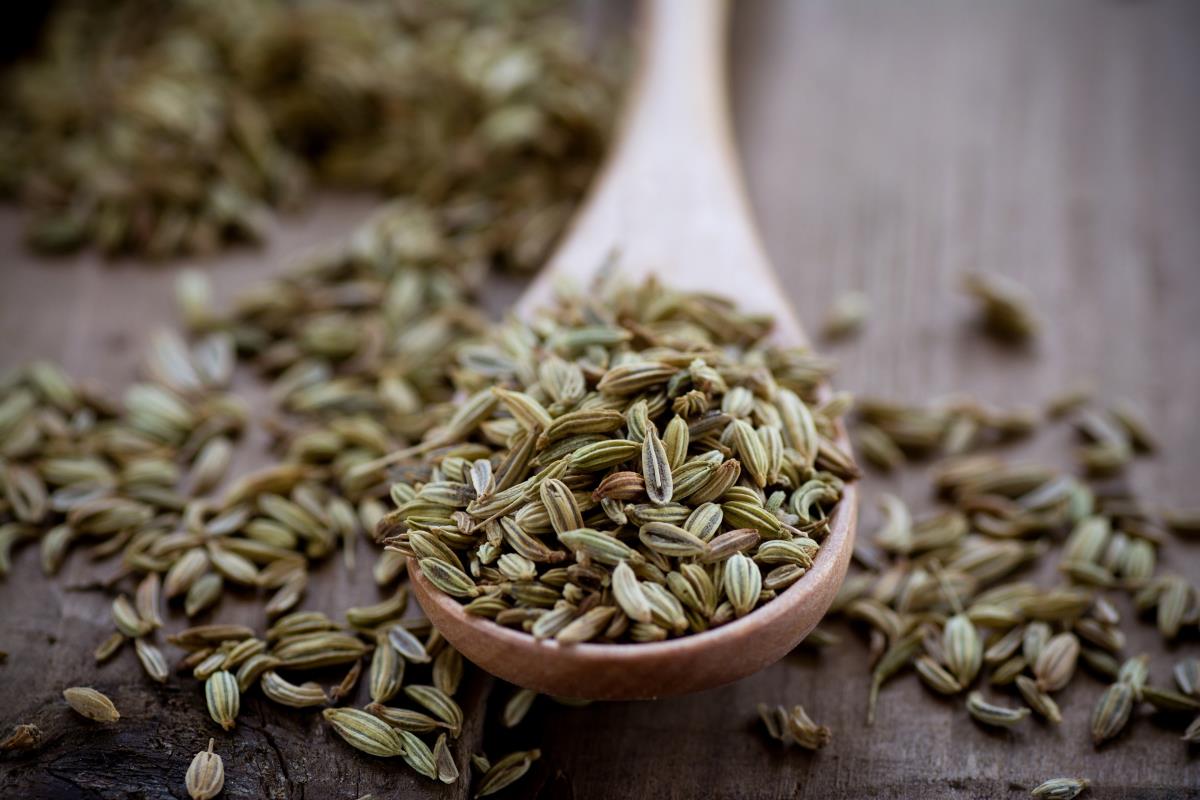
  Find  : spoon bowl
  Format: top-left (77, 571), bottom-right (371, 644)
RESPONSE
top-left (410, 492), bottom-right (855, 699)
top-left (407, 0), bottom-right (858, 700)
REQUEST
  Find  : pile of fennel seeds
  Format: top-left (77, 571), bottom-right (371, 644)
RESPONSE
top-left (0, 0), bottom-right (620, 263)
top-left (381, 278), bottom-right (856, 644)
top-left (0, 208), bottom-right (530, 791)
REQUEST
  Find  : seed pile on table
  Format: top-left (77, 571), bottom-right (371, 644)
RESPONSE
top-left (0, 208), bottom-right (532, 790)
top-left (380, 279), bottom-right (855, 643)
top-left (0, 10), bottom-right (616, 789)
top-left (0, 4), bottom-right (621, 792)
top-left (0, 206), bottom-right (491, 619)
top-left (802, 278), bottom-right (1200, 774)
top-left (0, 0), bottom-right (619, 261)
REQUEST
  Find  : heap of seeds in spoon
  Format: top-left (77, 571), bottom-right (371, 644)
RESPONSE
top-left (379, 279), bottom-right (855, 643)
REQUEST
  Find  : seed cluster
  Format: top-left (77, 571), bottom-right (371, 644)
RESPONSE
top-left (381, 279), bottom-right (854, 643)
top-left (0, 179), bottom-right (588, 798)
top-left (0, 0), bottom-right (618, 261)
top-left (0, 227), bottom-right (488, 686)
top-left (1, 272), bottom-right (573, 786)
top-left (822, 391), bottom-right (1200, 749)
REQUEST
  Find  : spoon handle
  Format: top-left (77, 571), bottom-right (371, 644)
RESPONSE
top-left (518, 0), bottom-right (805, 344)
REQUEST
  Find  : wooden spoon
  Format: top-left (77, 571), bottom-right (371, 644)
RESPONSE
top-left (408, 0), bottom-right (858, 700)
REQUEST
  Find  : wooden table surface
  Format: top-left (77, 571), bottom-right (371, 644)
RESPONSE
top-left (2, 1), bottom-right (1198, 797)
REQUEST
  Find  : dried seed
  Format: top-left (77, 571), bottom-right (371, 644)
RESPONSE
top-left (1030, 778), bottom-right (1090, 799)
top-left (366, 703), bottom-right (449, 733)
top-left (1091, 682), bottom-right (1134, 744)
top-left (638, 522), bottom-right (708, 558)
top-left (642, 426), bottom-right (673, 505)
top-left (1174, 658), bottom-right (1200, 697)
top-left (1117, 654), bottom-right (1150, 698)
top-left (1016, 675), bottom-right (1062, 724)
top-left (346, 590), bottom-right (408, 629)
top-left (1034, 633), bottom-right (1079, 693)
top-left (111, 595), bottom-right (149, 638)
top-left (990, 655), bottom-right (1029, 686)
top-left (261, 671), bottom-right (328, 708)
top-left (1141, 685), bottom-right (1200, 713)
top-left (475, 749), bottom-right (541, 798)
top-left (63, 687), bottom-right (120, 722)
top-left (135, 638), bottom-right (169, 684)
top-left (915, 656), bottom-right (962, 695)
top-left (556, 606), bottom-right (618, 644)
top-left (236, 654), bottom-right (281, 693)
top-left (821, 291), bottom-right (869, 341)
top-left (134, 573), bottom-right (163, 629)
top-left (205, 671), bottom-right (240, 731)
top-left (323, 708), bottom-right (405, 758)
top-left (503, 688), bottom-right (538, 728)
top-left (387, 625), bottom-right (431, 664)
top-left (434, 733), bottom-right (459, 784)
top-left (943, 614), bottom-right (983, 687)
top-left (966, 691), bottom-right (1030, 728)
top-left (0, 723), bottom-right (41, 752)
top-left (370, 636), bottom-right (405, 703)
top-left (405, 685), bottom-right (463, 736)
top-left (962, 271), bottom-right (1040, 342)
top-left (418, 558), bottom-right (480, 598)
top-left (186, 739), bottom-right (225, 800)
top-left (612, 560), bottom-right (653, 624)
top-left (94, 632), bottom-right (126, 664)
top-left (867, 631), bottom-right (922, 725)
top-left (1023, 622), bottom-right (1051, 664)
top-left (1157, 576), bottom-right (1190, 639)
top-left (396, 729), bottom-right (438, 780)
top-left (185, 574), bottom-right (224, 618)
top-left (723, 553), bottom-right (762, 618)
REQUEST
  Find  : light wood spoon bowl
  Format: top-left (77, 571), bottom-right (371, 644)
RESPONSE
top-left (409, 0), bottom-right (857, 700)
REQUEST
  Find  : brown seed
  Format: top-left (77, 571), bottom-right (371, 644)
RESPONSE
top-left (63, 687), bottom-right (120, 722)
top-left (0, 723), bottom-right (42, 752)
top-left (186, 739), bottom-right (225, 800)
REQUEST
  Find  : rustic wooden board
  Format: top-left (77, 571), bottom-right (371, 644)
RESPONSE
top-left (2, 0), bottom-right (1198, 797)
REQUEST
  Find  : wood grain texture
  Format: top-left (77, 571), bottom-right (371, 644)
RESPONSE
top-left (2, 0), bottom-right (1199, 797)
top-left (519, 0), bottom-right (806, 346)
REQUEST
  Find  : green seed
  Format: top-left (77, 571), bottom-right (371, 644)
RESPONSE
top-left (205, 671), bottom-right (240, 731)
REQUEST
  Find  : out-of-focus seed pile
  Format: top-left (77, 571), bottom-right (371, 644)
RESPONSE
top-left (381, 279), bottom-right (854, 643)
top-left (0, 0), bottom-right (619, 262)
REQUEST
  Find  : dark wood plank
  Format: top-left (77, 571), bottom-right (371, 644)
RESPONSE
top-left (2, 0), bottom-right (1199, 798)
